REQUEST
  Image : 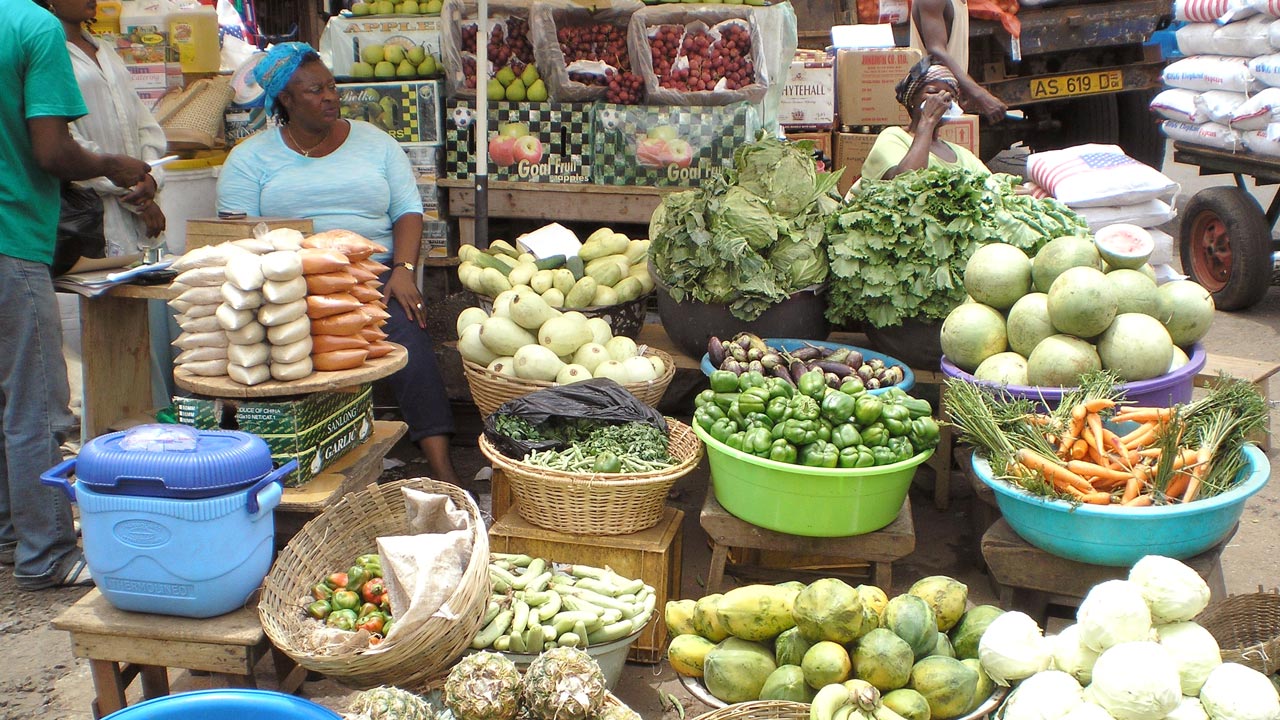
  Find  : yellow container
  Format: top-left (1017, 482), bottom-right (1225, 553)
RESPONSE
top-left (168, 6), bottom-right (220, 73)
top-left (91, 0), bottom-right (122, 37)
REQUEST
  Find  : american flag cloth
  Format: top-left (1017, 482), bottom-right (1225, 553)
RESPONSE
top-left (1026, 144), bottom-right (1179, 208)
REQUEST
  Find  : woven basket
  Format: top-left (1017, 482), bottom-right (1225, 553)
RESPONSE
top-left (479, 417), bottom-right (702, 535)
top-left (691, 701), bottom-right (810, 720)
top-left (259, 478), bottom-right (491, 690)
top-left (1196, 589), bottom-right (1280, 675)
top-left (473, 292), bottom-right (651, 339)
top-left (153, 76), bottom-right (236, 150)
top-left (463, 347), bottom-right (675, 419)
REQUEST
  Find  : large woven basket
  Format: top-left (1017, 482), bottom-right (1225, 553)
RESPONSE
top-left (473, 292), bottom-right (651, 339)
top-left (1196, 589), bottom-right (1280, 675)
top-left (259, 478), bottom-right (491, 690)
top-left (692, 701), bottom-right (810, 720)
top-left (463, 346), bottom-right (675, 419)
top-left (479, 417), bottom-right (702, 535)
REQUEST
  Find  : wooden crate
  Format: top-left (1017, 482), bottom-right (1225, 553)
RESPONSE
top-left (488, 506), bottom-right (684, 664)
top-left (184, 217), bottom-right (314, 251)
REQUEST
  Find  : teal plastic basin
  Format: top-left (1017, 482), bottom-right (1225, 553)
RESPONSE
top-left (693, 421), bottom-right (933, 537)
top-left (103, 689), bottom-right (339, 718)
top-left (973, 444), bottom-right (1270, 566)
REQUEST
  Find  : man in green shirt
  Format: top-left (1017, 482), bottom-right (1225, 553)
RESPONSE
top-left (1, 0), bottom-right (149, 590)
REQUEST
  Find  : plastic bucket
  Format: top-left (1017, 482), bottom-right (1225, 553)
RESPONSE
top-left (157, 160), bottom-right (220, 255)
top-left (103, 689), bottom-right (339, 719)
top-left (693, 422), bottom-right (932, 537)
top-left (972, 444), bottom-right (1270, 566)
top-left (700, 338), bottom-right (915, 396)
top-left (470, 629), bottom-right (642, 690)
top-left (940, 343), bottom-right (1207, 410)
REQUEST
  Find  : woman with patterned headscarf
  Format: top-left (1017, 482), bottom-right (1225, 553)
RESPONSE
top-left (217, 43), bottom-right (464, 492)
top-left (857, 57), bottom-right (990, 185)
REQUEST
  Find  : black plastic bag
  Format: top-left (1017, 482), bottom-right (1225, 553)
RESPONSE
top-left (483, 378), bottom-right (667, 459)
top-left (52, 184), bottom-right (105, 277)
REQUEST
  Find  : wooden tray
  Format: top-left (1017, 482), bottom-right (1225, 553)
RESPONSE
top-left (173, 344), bottom-right (407, 397)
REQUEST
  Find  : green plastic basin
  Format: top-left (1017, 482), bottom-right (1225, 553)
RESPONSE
top-left (692, 422), bottom-right (933, 537)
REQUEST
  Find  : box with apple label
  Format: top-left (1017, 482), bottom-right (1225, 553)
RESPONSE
top-left (338, 79), bottom-right (443, 144)
top-left (590, 101), bottom-right (758, 186)
top-left (443, 99), bottom-right (592, 183)
top-left (320, 14), bottom-right (444, 81)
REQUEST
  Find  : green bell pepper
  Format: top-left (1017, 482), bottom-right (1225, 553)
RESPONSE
top-left (880, 387), bottom-right (910, 403)
top-left (693, 404), bottom-right (727, 430)
top-left (861, 424), bottom-right (888, 447)
top-left (854, 395), bottom-right (884, 426)
top-left (830, 423), bottom-right (863, 450)
top-left (872, 445), bottom-right (897, 466)
top-left (355, 554), bottom-right (382, 577)
top-left (799, 440), bottom-right (839, 468)
top-left (816, 419), bottom-right (832, 442)
top-left (345, 565), bottom-right (368, 593)
top-left (743, 412), bottom-right (773, 431)
top-left (840, 378), bottom-right (866, 396)
top-left (306, 600), bottom-right (332, 620)
top-left (737, 370), bottom-right (768, 391)
top-left (782, 419), bottom-right (819, 446)
top-left (326, 608), bottom-right (358, 631)
top-left (331, 589), bottom-right (361, 611)
top-left (709, 370), bottom-right (740, 393)
top-left (744, 427), bottom-right (774, 456)
top-left (708, 417), bottom-right (738, 444)
top-left (888, 437), bottom-right (916, 463)
top-left (766, 378), bottom-right (794, 400)
top-left (725, 431), bottom-right (747, 452)
top-left (797, 369), bottom-right (828, 400)
top-left (908, 417), bottom-right (941, 451)
top-left (768, 439), bottom-right (798, 464)
top-left (820, 391), bottom-right (858, 424)
top-left (839, 445), bottom-right (875, 468)
top-left (900, 396), bottom-right (934, 419)
top-left (593, 452), bottom-right (622, 473)
top-left (695, 389), bottom-right (718, 409)
top-left (736, 386), bottom-right (772, 417)
top-left (881, 404), bottom-right (911, 437)
top-left (766, 396), bottom-right (792, 424)
top-left (789, 395), bottom-right (821, 422)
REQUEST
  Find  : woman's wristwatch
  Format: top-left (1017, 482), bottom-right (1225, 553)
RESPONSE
top-left (393, 261), bottom-right (415, 272)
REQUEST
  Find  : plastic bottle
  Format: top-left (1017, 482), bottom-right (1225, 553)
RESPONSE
top-left (168, 5), bottom-right (220, 73)
top-left (119, 0), bottom-right (171, 63)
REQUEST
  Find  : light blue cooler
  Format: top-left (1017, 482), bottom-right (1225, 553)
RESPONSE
top-left (42, 425), bottom-right (296, 618)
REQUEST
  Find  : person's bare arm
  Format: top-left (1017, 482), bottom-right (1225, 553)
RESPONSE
top-left (913, 0), bottom-right (1008, 122)
top-left (27, 116), bottom-right (149, 188)
top-left (883, 92), bottom-right (951, 180)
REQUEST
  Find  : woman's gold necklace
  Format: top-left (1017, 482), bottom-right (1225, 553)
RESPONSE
top-left (286, 124), bottom-right (331, 157)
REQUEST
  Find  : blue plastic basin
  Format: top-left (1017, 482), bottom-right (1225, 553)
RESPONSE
top-left (103, 689), bottom-right (339, 719)
top-left (701, 338), bottom-right (915, 396)
top-left (972, 444), bottom-right (1270, 567)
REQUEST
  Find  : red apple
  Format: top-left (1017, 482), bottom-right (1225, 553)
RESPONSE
top-left (635, 136), bottom-right (668, 167)
top-left (488, 135), bottom-right (517, 167)
top-left (664, 138), bottom-right (693, 168)
top-left (513, 135), bottom-right (543, 164)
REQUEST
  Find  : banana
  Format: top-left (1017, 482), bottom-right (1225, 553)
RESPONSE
top-left (811, 683), bottom-right (853, 720)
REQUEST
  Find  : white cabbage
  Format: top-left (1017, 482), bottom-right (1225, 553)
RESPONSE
top-left (1003, 670), bottom-right (1085, 720)
top-left (1199, 662), bottom-right (1280, 720)
top-left (1129, 555), bottom-right (1212, 624)
top-left (1061, 702), bottom-right (1118, 720)
top-left (1165, 696), bottom-right (1210, 720)
top-left (1053, 624), bottom-right (1102, 685)
top-left (1156, 621), bottom-right (1223, 696)
top-left (1088, 641), bottom-right (1182, 720)
top-left (1078, 580), bottom-right (1154, 652)
top-left (978, 611), bottom-right (1053, 686)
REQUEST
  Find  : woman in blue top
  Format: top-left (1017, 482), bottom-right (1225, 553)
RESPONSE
top-left (217, 43), bottom-right (461, 489)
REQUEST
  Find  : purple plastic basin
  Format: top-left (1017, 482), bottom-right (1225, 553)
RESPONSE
top-left (941, 343), bottom-right (1206, 409)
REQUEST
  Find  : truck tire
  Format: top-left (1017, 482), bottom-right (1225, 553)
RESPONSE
top-left (1117, 89), bottom-right (1166, 171)
top-left (1059, 95), bottom-right (1119, 149)
top-left (1179, 186), bottom-right (1273, 311)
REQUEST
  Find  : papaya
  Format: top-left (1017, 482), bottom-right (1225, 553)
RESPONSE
top-left (693, 594), bottom-right (731, 643)
top-left (716, 584), bottom-right (798, 642)
top-left (908, 656), bottom-right (979, 720)
top-left (882, 688), bottom-right (932, 720)
top-left (960, 658), bottom-right (995, 714)
top-left (703, 637), bottom-right (777, 704)
top-left (856, 584), bottom-right (889, 633)
top-left (775, 627), bottom-right (814, 668)
top-left (668, 633), bottom-right (716, 677)
top-left (909, 576), bottom-right (969, 632)
top-left (929, 633), bottom-right (955, 658)
top-left (802, 641), bottom-right (852, 688)
top-left (665, 599), bottom-right (698, 637)
top-left (948, 605), bottom-right (1004, 660)
top-left (759, 665), bottom-right (815, 703)
top-left (883, 594), bottom-right (939, 660)
top-left (793, 578), bottom-right (864, 644)
top-left (852, 628), bottom-right (914, 692)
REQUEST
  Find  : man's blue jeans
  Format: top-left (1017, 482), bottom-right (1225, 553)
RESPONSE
top-left (0, 255), bottom-right (79, 583)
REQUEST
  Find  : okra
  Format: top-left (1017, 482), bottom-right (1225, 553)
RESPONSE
top-left (471, 609), bottom-right (512, 649)
top-left (511, 599), bottom-right (531, 635)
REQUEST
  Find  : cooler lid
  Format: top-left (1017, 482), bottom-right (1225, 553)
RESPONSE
top-left (75, 424), bottom-right (275, 498)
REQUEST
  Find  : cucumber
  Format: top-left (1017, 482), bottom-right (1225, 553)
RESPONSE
top-left (535, 254), bottom-right (566, 270)
top-left (507, 262), bottom-right (537, 288)
top-left (489, 239), bottom-right (520, 257)
top-left (471, 251), bottom-right (510, 272)
top-left (613, 276), bottom-right (643, 303)
top-left (622, 239), bottom-right (650, 265)
top-left (564, 277), bottom-right (598, 309)
top-left (552, 268), bottom-right (576, 295)
top-left (565, 255), bottom-right (585, 280)
top-left (591, 284), bottom-right (619, 307)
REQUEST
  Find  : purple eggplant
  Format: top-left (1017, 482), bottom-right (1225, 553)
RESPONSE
top-left (746, 347), bottom-right (764, 362)
top-left (866, 377), bottom-right (882, 390)
top-left (746, 360), bottom-right (765, 375)
top-left (789, 360), bottom-right (809, 384)
top-left (846, 350), bottom-right (864, 368)
top-left (825, 372), bottom-right (842, 388)
top-left (813, 360), bottom-right (855, 378)
top-left (722, 358), bottom-right (744, 375)
top-left (789, 346), bottom-right (823, 362)
top-left (730, 345), bottom-right (748, 363)
top-left (707, 337), bottom-right (726, 367)
top-left (761, 352), bottom-right (785, 370)
top-left (770, 365), bottom-right (794, 383)
top-left (826, 348), bottom-right (850, 364)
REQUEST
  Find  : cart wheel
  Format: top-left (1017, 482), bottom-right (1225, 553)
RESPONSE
top-left (1179, 186), bottom-right (1273, 311)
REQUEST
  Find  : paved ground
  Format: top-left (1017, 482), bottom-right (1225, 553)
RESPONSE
top-left (3, 141), bottom-right (1278, 719)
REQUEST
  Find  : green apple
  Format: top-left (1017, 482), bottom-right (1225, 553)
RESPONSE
top-left (647, 125), bottom-right (679, 141)
top-left (505, 78), bottom-right (526, 102)
top-left (360, 44), bottom-right (384, 65)
top-left (526, 78), bottom-right (548, 102)
top-left (374, 61), bottom-right (396, 78)
top-left (384, 45), bottom-right (405, 65)
top-left (486, 78), bottom-right (505, 99)
top-left (350, 1), bottom-right (371, 14)
top-left (375, 0), bottom-right (395, 13)
top-left (397, 0), bottom-right (418, 13)
top-left (351, 61), bottom-right (375, 79)
top-left (520, 63), bottom-right (539, 87)
top-left (417, 56), bottom-right (437, 77)
top-left (498, 122), bottom-right (529, 138)
top-left (407, 45), bottom-right (426, 65)
top-left (495, 66), bottom-right (516, 87)
top-left (396, 59), bottom-right (416, 78)
top-left (423, 0), bottom-right (442, 12)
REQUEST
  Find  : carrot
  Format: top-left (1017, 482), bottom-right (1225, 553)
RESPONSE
top-left (1137, 447), bottom-right (1163, 458)
top-left (1112, 407), bottom-right (1175, 424)
top-left (1086, 413), bottom-right (1107, 456)
top-left (1025, 414), bottom-right (1053, 426)
top-left (1123, 494), bottom-right (1154, 507)
top-left (1164, 472), bottom-right (1191, 502)
top-left (1083, 398), bottom-right (1116, 413)
top-left (1104, 429), bottom-right (1136, 466)
top-left (1062, 405), bottom-right (1089, 449)
top-left (1122, 474), bottom-right (1142, 504)
top-left (1169, 447), bottom-right (1202, 472)
top-left (1122, 424), bottom-right (1160, 450)
top-left (1183, 448), bottom-right (1213, 503)
top-left (1074, 490), bottom-right (1113, 505)
top-left (1017, 448), bottom-right (1095, 494)
top-left (1069, 438), bottom-right (1089, 461)
top-left (1067, 460), bottom-right (1136, 485)
top-left (1119, 421), bottom-right (1159, 444)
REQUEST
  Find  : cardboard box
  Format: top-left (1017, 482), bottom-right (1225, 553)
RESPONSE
top-left (417, 181), bottom-right (440, 216)
top-left (779, 54), bottom-right (836, 129)
top-left (487, 506), bottom-right (684, 664)
top-left (445, 100), bottom-right (592, 183)
top-left (591, 102), bottom-right (759, 187)
top-left (833, 131), bottom-right (877, 196)
top-left (184, 217), bottom-right (315, 252)
top-left (173, 386), bottom-right (374, 487)
top-left (320, 15), bottom-right (443, 81)
top-left (422, 219), bottom-right (449, 257)
top-left (125, 62), bottom-right (168, 90)
top-left (402, 142), bottom-right (441, 179)
top-left (135, 88), bottom-right (169, 111)
top-left (836, 47), bottom-right (921, 127)
top-left (937, 114), bottom-right (980, 157)
top-left (338, 79), bottom-right (443, 145)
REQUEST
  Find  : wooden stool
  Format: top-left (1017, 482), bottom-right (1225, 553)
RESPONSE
top-left (1196, 354), bottom-right (1280, 451)
top-left (53, 589), bottom-right (303, 718)
top-left (981, 519), bottom-right (1230, 627)
top-left (700, 485), bottom-right (916, 593)
top-left (910, 367), bottom-right (956, 511)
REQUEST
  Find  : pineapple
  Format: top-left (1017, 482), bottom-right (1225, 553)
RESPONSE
top-left (594, 701), bottom-right (640, 720)
top-left (348, 685), bottom-right (434, 720)
top-left (444, 651), bottom-right (522, 720)
top-left (520, 647), bottom-right (606, 720)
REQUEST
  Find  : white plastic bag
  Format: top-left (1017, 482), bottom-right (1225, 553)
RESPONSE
top-left (1151, 88), bottom-right (1209, 123)
top-left (1249, 52), bottom-right (1280, 86)
top-left (1162, 119), bottom-right (1245, 150)
top-left (1214, 15), bottom-right (1276, 54)
top-left (1195, 89), bottom-right (1248, 124)
top-left (1231, 86), bottom-right (1280, 128)
top-left (1242, 124), bottom-right (1280, 154)
top-left (1074, 199), bottom-right (1177, 232)
top-left (1176, 0), bottom-right (1232, 21)
top-left (1163, 55), bottom-right (1261, 93)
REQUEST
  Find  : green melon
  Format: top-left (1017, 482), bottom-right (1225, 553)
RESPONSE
top-left (1094, 224), bottom-right (1154, 270)
top-left (793, 578), bottom-right (864, 644)
top-left (802, 640), bottom-right (852, 688)
top-left (1047, 266), bottom-right (1118, 338)
top-left (1032, 235), bottom-right (1103, 293)
top-left (775, 627), bottom-right (814, 668)
top-left (963, 243), bottom-right (1033, 310)
top-left (1156, 280), bottom-right (1215, 347)
top-left (909, 656), bottom-right (980, 720)
top-left (908, 576), bottom-right (969, 632)
top-left (940, 303), bottom-right (1008, 373)
top-left (1027, 334), bottom-right (1102, 387)
top-left (1097, 313), bottom-right (1174, 382)
top-left (703, 637), bottom-right (777, 704)
top-left (1106, 268), bottom-right (1159, 317)
top-left (1005, 292), bottom-right (1056, 358)
top-left (960, 658), bottom-right (996, 714)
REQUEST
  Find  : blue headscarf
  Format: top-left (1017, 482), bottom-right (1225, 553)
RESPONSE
top-left (254, 42), bottom-right (320, 118)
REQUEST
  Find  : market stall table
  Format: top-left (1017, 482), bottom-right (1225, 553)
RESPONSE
top-left (53, 589), bottom-right (303, 717)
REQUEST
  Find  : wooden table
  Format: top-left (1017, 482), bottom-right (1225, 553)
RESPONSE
top-left (700, 485), bottom-right (916, 593)
top-left (1196, 353), bottom-right (1280, 451)
top-left (438, 179), bottom-right (682, 246)
top-left (53, 589), bottom-right (303, 718)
